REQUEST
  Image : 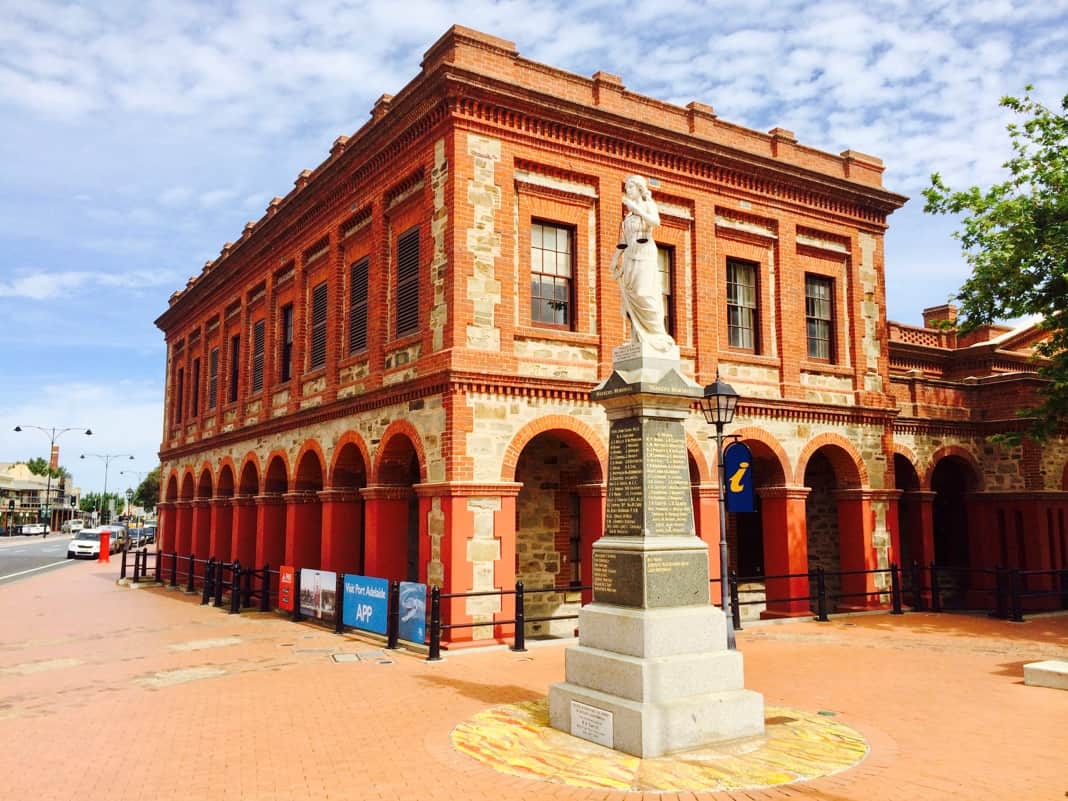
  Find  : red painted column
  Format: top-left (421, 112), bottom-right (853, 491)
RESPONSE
top-left (692, 483), bottom-right (719, 589)
top-left (191, 499), bottom-right (211, 576)
top-left (231, 495), bottom-right (257, 568)
top-left (157, 501), bottom-right (176, 554)
top-left (835, 489), bottom-right (880, 610)
top-left (318, 489), bottom-right (362, 575)
top-left (175, 500), bottom-right (193, 557)
top-left (209, 497), bottom-right (233, 562)
top-left (361, 485), bottom-right (410, 581)
top-left (255, 493), bottom-right (286, 572)
top-left (758, 486), bottom-right (811, 618)
top-left (284, 490), bottom-right (321, 571)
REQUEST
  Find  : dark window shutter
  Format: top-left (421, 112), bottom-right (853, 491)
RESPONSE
top-left (349, 257), bottom-right (369, 354)
top-left (228, 335), bottom-right (240, 403)
top-left (191, 358), bottom-right (200, 417)
top-left (251, 320), bottom-right (265, 393)
top-left (395, 226), bottom-right (420, 337)
top-left (310, 281), bottom-right (328, 369)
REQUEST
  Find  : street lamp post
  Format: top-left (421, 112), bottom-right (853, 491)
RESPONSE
top-left (700, 374), bottom-right (741, 651)
top-left (14, 425), bottom-right (92, 533)
top-left (81, 454), bottom-right (134, 525)
top-left (120, 470), bottom-right (149, 521)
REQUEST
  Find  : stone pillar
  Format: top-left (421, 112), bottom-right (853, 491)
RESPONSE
top-left (758, 486), bottom-right (811, 618)
top-left (318, 488), bottom-right (362, 574)
top-left (175, 500), bottom-right (193, 556)
top-left (284, 490), bottom-right (321, 570)
top-left (549, 343), bottom-right (763, 758)
top-left (255, 493), bottom-right (286, 571)
top-left (209, 497), bottom-right (233, 562)
top-left (231, 495), bottom-right (258, 567)
top-left (192, 499), bottom-right (211, 576)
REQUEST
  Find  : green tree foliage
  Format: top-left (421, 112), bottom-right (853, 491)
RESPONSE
top-left (133, 466), bottom-right (160, 512)
top-left (79, 492), bottom-right (125, 515)
top-left (23, 457), bottom-right (70, 480)
top-left (924, 87), bottom-right (1068, 440)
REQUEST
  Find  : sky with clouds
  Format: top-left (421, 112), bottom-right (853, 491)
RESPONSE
top-left (0, 0), bottom-right (1065, 494)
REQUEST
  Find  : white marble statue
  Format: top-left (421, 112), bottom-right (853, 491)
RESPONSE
top-left (609, 175), bottom-right (674, 352)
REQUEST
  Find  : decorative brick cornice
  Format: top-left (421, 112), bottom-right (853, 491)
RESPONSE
top-left (361, 485), bottom-right (413, 501)
top-left (413, 481), bottom-right (523, 498)
top-left (757, 486), bottom-right (811, 501)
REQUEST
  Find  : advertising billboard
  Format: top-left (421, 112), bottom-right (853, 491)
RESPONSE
top-left (397, 581), bottom-right (427, 644)
top-left (299, 569), bottom-right (337, 622)
top-left (342, 575), bottom-right (389, 634)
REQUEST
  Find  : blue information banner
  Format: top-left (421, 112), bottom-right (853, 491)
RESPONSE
top-left (724, 441), bottom-right (755, 513)
top-left (342, 574), bottom-right (389, 634)
top-left (397, 581), bottom-right (427, 644)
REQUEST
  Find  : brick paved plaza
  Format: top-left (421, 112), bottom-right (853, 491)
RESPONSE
top-left (1, 559), bottom-right (1065, 800)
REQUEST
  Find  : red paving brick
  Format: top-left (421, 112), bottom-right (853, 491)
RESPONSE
top-left (1, 560), bottom-right (1066, 801)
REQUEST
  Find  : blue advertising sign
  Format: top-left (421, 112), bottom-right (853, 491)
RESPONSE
top-left (724, 441), bottom-right (755, 513)
top-left (342, 574), bottom-right (389, 634)
top-left (397, 581), bottom-right (427, 644)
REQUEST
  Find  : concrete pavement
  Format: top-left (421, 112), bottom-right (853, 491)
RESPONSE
top-left (0, 558), bottom-right (1065, 800)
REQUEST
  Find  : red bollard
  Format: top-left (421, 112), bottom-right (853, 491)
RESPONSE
top-left (99, 532), bottom-right (111, 563)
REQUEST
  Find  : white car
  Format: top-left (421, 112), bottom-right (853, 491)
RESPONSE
top-left (21, 523), bottom-right (47, 535)
top-left (67, 527), bottom-right (123, 559)
top-left (61, 519), bottom-right (85, 534)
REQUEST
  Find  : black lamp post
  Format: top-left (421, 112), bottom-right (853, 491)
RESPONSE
top-left (14, 425), bottom-right (92, 533)
top-left (700, 374), bottom-right (740, 650)
top-left (81, 453), bottom-right (134, 525)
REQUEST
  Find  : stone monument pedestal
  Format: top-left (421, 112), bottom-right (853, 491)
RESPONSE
top-left (548, 343), bottom-right (764, 758)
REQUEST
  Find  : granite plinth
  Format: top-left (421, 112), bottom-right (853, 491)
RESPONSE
top-left (1023, 659), bottom-right (1068, 690)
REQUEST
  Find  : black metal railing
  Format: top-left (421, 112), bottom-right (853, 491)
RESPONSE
top-left (122, 551), bottom-right (1068, 661)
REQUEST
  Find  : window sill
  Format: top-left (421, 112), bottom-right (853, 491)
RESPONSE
top-left (719, 351), bottom-right (781, 369)
top-left (514, 326), bottom-right (599, 347)
top-left (799, 361), bottom-right (852, 377)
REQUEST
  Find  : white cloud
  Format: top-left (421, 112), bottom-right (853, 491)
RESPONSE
top-left (0, 269), bottom-right (178, 300)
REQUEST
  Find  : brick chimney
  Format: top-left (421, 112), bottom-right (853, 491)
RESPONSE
top-left (923, 304), bottom-right (958, 329)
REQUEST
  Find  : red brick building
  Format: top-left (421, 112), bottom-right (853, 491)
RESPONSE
top-left (154, 26), bottom-right (1068, 640)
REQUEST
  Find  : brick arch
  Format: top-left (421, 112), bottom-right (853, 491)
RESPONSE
top-left (794, 433), bottom-right (867, 488)
top-left (732, 426), bottom-right (790, 487)
top-left (329, 431), bottom-right (372, 489)
top-left (195, 463), bottom-right (214, 499)
top-left (263, 449), bottom-right (291, 494)
top-left (236, 452), bottom-right (261, 495)
top-left (294, 440), bottom-right (327, 491)
top-left (892, 445), bottom-right (922, 491)
top-left (925, 445), bottom-right (984, 492)
top-left (500, 414), bottom-right (607, 483)
top-left (179, 470), bottom-right (195, 501)
top-left (685, 432), bottom-right (711, 483)
top-left (164, 470), bottom-right (180, 502)
top-left (372, 420), bottom-right (428, 485)
top-left (216, 462), bottom-right (236, 497)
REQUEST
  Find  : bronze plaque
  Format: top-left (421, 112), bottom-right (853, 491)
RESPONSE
top-left (592, 550), bottom-right (644, 607)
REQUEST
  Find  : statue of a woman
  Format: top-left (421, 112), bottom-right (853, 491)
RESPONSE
top-left (609, 175), bottom-right (674, 351)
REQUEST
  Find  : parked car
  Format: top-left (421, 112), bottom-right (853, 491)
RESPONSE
top-left (127, 528), bottom-right (145, 547)
top-left (67, 528), bottom-right (107, 558)
top-left (61, 519), bottom-right (85, 534)
top-left (100, 525), bottom-right (127, 551)
top-left (20, 522), bottom-right (47, 535)
top-left (143, 524), bottom-right (157, 544)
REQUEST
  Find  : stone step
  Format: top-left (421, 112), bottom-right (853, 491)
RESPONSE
top-left (1023, 659), bottom-right (1068, 690)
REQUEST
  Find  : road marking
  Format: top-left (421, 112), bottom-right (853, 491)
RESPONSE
top-left (0, 560), bottom-right (74, 581)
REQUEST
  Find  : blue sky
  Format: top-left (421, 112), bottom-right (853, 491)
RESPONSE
top-left (0, 0), bottom-right (1065, 495)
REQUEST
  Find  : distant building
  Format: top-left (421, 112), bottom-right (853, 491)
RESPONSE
top-left (0, 461), bottom-right (81, 531)
top-left (154, 26), bottom-right (1067, 641)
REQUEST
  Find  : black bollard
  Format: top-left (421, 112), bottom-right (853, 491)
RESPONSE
top-left (120, 543), bottom-right (128, 581)
top-left (816, 566), bottom-right (829, 622)
top-left (213, 561), bottom-right (225, 607)
top-left (334, 571), bottom-right (345, 635)
top-left (292, 569), bottom-right (303, 622)
top-left (930, 562), bottom-right (942, 613)
top-left (911, 561), bottom-right (924, 612)
top-left (202, 558), bottom-right (214, 605)
top-left (729, 571), bottom-right (742, 631)
top-left (512, 581), bottom-right (526, 653)
top-left (427, 585), bottom-right (442, 661)
top-left (890, 563), bottom-right (904, 614)
top-left (387, 580), bottom-right (400, 650)
top-left (229, 561), bottom-right (242, 614)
